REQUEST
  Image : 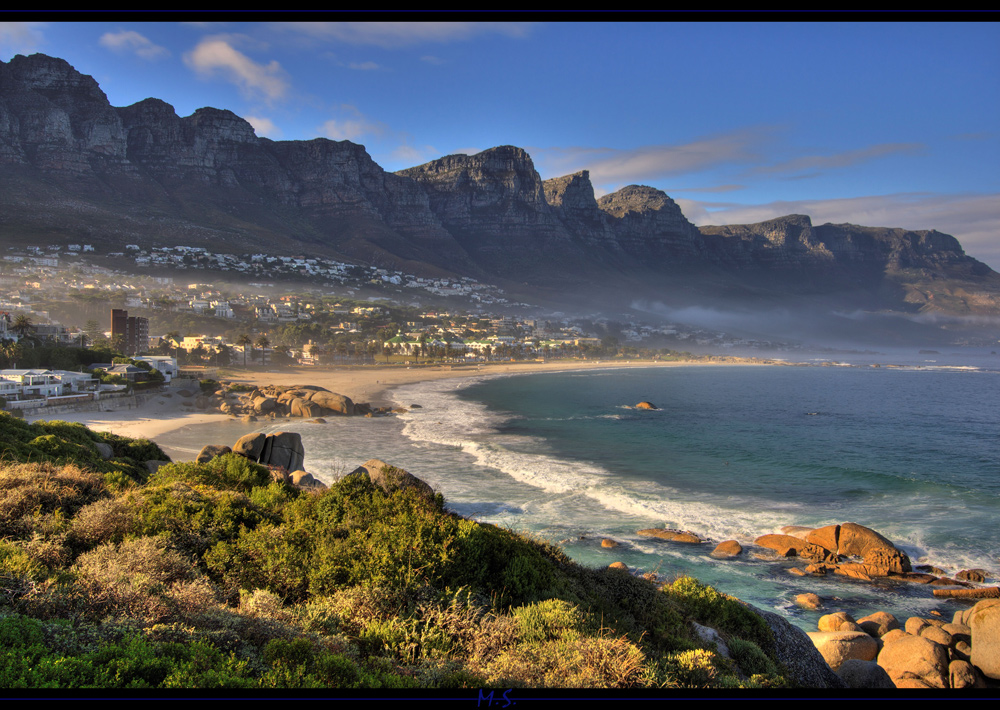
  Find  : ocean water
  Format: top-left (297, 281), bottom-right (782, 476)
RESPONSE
top-left (170, 358), bottom-right (1000, 631)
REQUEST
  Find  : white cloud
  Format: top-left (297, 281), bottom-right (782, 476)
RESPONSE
top-left (183, 36), bottom-right (289, 102)
top-left (321, 104), bottom-right (386, 142)
top-left (0, 22), bottom-right (45, 56)
top-left (282, 21), bottom-right (533, 48)
top-left (99, 30), bottom-right (169, 60)
top-left (348, 61), bottom-right (379, 71)
top-left (244, 115), bottom-right (280, 138)
top-left (391, 143), bottom-right (439, 166)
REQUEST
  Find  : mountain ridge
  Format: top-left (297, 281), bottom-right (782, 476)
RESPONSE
top-left (2, 52), bottom-right (998, 317)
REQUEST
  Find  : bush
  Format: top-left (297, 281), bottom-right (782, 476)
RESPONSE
top-left (665, 576), bottom-right (775, 652)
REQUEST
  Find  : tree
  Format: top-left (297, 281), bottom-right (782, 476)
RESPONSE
top-left (255, 334), bottom-right (270, 366)
top-left (12, 313), bottom-right (33, 339)
top-left (237, 333), bottom-right (252, 367)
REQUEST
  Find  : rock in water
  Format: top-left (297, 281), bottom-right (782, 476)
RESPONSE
top-left (259, 432), bottom-right (304, 472)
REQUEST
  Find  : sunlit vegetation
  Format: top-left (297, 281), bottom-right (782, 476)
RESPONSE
top-left (0, 412), bottom-right (788, 690)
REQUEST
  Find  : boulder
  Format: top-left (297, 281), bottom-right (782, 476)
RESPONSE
top-left (748, 605), bottom-right (847, 689)
top-left (601, 538), bottom-right (618, 548)
top-left (805, 524), bottom-right (840, 553)
top-left (818, 612), bottom-right (856, 632)
top-left (233, 432), bottom-right (267, 461)
top-left (252, 396), bottom-right (277, 414)
top-left (352, 459), bottom-right (434, 500)
top-left (309, 391), bottom-right (355, 416)
top-left (949, 659), bottom-right (986, 689)
top-left (795, 593), bottom-right (822, 610)
top-left (835, 659), bottom-right (895, 690)
top-left (289, 398), bottom-right (325, 418)
top-left (919, 625), bottom-right (952, 648)
top-left (755, 533), bottom-right (812, 557)
top-left (969, 598), bottom-right (1000, 680)
top-left (144, 460), bottom-right (170, 474)
top-left (877, 634), bottom-right (949, 688)
top-left (260, 432), bottom-right (305, 472)
top-left (635, 401), bottom-right (658, 410)
top-left (94, 442), bottom-right (114, 460)
top-left (196, 444), bottom-right (231, 463)
top-left (807, 631), bottom-right (879, 671)
top-left (290, 470), bottom-right (327, 489)
top-left (837, 522), bottom-right (911, 574)
top-left (710, 540), bottom-right (743, 558)
top-left (957, 568), bottom-right (988, 583)
top-left (637, 528), bottom-right (702, 543)
top-left (857, 611), bottom-right (899, 638)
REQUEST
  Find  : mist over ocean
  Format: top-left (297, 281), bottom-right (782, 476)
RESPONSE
top-left (180, 357), bottom-right (1000, 631)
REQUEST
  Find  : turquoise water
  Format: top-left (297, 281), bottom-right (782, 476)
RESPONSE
top-left (207, 361), bottom-right (1000, 631)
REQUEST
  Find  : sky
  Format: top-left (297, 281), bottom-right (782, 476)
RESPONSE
top-left (2, 19), bottom-right (999, 270)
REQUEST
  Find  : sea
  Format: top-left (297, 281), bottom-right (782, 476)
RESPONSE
top-left (162, 351), bottom-right (1000, 632)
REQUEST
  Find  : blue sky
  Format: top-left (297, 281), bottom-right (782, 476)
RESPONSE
top-left (2, 19), bottom-right (998, 269)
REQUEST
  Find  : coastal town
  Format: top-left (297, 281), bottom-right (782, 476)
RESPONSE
top-left (0, 239), bottom-right (795, 400)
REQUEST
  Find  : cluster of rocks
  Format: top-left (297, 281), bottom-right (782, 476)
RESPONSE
top-left (627, 521), bottom-right (993, 595)
top-left (185, 383), bottom-right (404, 421)
top-left (806, 602), bottom-right (999, 689)
top-left (195, 429), bottom-right (436, 501)
top-left (610, 521), bottom-right (998, 688)
top-left (196, 430), bottom-right (324, 490)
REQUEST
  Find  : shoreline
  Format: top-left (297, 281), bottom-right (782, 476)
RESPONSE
top-left (28, 358), bottom-right (767, 455)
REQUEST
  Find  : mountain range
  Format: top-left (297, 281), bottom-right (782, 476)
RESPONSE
top-left (2, 52), bottom-right (999, 328)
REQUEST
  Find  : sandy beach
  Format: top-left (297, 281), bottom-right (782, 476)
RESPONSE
top-left (27, 359), bottom-right (753, 457)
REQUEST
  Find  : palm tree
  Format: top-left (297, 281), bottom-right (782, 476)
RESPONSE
top-left (255, 334), bottom-right (270, 366)
top-left (236, 333), bottom-right (252, 367)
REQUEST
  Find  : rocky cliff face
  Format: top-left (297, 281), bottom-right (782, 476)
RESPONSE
top-left (1, 53), bottom-right (997, 314)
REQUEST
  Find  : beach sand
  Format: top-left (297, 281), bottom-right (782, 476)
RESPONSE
top-left (26, 359), bottom-right (748, 459)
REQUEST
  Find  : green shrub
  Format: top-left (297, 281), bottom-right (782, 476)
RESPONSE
top-left (150, 454), bottom-right (273, 494)
top-left (665, 576), bottom-right (775, 652)
top-left (512, 599), bottom-right (583, 643)
top-left (727, 636), bottom-right (778, 677)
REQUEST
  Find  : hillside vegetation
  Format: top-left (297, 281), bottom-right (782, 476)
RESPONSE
top-left (0, 411), bottom-right (789, 691)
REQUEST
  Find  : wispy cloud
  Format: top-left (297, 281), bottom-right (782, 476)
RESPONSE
top-left (391, 143), bottom-right (439, 166)
top-left (0, 21), bottom-right (45, 56)
top-left (321, 104), bottom-right (387, 141)
top-left (686, 192), bottom-right (1000, 270)
top-left (282, 22), bottom-right (533, 49)
top-left (183, 35), bottom-right (289, 103)
top-left (348, 61), bottom-right (379, 71)
top-left (244, 115), bottom-right (280, 138)
top-left (99, 30), bottom-right (169, 60)
top-left (537, 129), bottom-right (770, 188)
top-left (754, 143), bottom-right (924, 177)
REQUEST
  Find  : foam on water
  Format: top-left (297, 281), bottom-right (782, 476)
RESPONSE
top-left (267, 362), bottom-right (1000, 630)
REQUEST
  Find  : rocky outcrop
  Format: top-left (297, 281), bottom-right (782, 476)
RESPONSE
top-left (196, 383), bottom-right (394, 420)
top-left (350, 458), bottom-right (435, 500)
top-left (801, 601), bottom-right (999, 688)
top-left (761, 522), bottom-right (912, 578)
top-left (748, 606), bottom-right (847, 689)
